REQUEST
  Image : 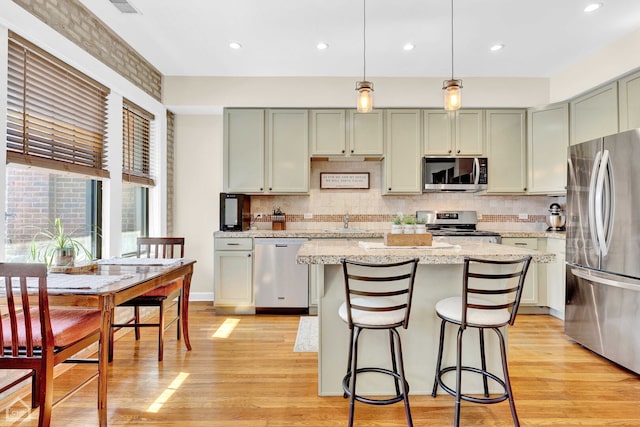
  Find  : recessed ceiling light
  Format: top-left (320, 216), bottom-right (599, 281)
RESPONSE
top-left (403, 43), bottom-right (415, 51)
top-left (229, 42), bottom-right (242, 50)
top-left (584, 3), bottom-right (603, 13)
top-left (489, 43), bottom-right (505, 52)
top-left (316, 42), bottom-right (329, 50)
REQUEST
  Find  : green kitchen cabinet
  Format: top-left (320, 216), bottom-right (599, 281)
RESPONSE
top-left (527, 102), bottom-right (569, 194)
top-left (214, 237), bottom-right (254, 314)
top-left (501, 237), bottom-right (540, 305)
top-left (310, 109), bottom-right (383, 157)
top-left (545, 237), bottom-right (566, 319)
top-left (223, 108), bottom-right (309, 194)
top-left (619, 69), bottom-right (640, 131)
top-left (486, 109), bottom-right (527, 193)
top-left (223, 109), bottom-right (265, 193)
top-left (383, 109), bottom-right (422, 194)
top-left (570, 82), bottom-right (618, 145)
top-left (423, 109), bottom-right (485, 156)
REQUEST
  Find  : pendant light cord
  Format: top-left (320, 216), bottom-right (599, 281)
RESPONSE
top-left (450, 0), bottom-right (454, 80)
top-left (362, 0), bottom-right (367, 81)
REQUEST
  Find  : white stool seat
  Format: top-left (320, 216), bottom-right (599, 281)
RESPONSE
top-left (339, 297), bottom-right (405, 327)
top-left (435, 296), bottom-right (511, 327)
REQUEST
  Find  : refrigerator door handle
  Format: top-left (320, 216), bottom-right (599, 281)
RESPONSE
top-left (571, 267), bottom-right (640, 292)
top-left (594, 149), bottom-right (610, 256)
top-left (603, 151), bottom-right (615, 254)
top-left (589, 150), bottom-right (603, 255)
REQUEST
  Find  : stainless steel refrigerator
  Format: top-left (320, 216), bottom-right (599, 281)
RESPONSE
top-left (566, 128), bottom-right (640, 374)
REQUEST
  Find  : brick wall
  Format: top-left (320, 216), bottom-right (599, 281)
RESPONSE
top-left (11, 0), bottom-right (162, 101)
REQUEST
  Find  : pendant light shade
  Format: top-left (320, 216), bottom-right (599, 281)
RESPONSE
top-left (356, 81), bottom-right (374, 113)
top-left (443, 79), bottom-right (462, 111)
top-left (443, 0), bottom-right (462, 111)
top-left (355, 0), bottom-right (373, 113)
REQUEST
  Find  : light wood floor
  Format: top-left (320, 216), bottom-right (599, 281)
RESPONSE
top-left (2, 302), bottom-right (639, 426)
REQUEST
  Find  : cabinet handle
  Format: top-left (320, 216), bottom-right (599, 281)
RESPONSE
top-left (247, 253), bottom-right (252, 257)
top-left (388, 188), bottom-right (392, 191)
top-left (227, 243), bottom-right (240, 246)
top-left (457, 149), bottom-right (461, 154)
top-left (350, 149), bottom-right (354, 153)
top-left (514, 242), bottom-right (527, 246)
top-left (260, 187), bottom-right (263, 191)
top-left (269, 187), bottom-right (272, 191)
top-left (448, 149), bottom-right (452, 154)
top-left (342, 149), bottom-right (345, 153)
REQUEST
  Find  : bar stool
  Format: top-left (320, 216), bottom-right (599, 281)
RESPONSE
top-left (339, 257), bottom-right (419, 427)
top-left (431, 256), bottom-right (532, 427)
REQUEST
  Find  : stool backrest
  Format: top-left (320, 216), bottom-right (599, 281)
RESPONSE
top-left (137, 237), bottom-right (185, 259)
top-left (461, 256), bottom-right (532, 328)
top-left (340, 258), bottom-right (419, 329)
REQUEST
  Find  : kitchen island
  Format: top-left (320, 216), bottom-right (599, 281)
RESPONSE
top-left (296, 239), bottom-right (554, 396)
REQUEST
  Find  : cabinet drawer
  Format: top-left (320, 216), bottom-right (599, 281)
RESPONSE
top-left (215, 238), bottom-right (253, 251)
top-left (502, 238), bottom-right (538, 250)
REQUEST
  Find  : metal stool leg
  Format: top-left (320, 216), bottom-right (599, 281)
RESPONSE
top-left (389, 329), bottom-right (401, 397)
top-left (495, 327), bottom-right (520, 427)
top-left (344, 328), bottom-right (355, 399)
top-left (432, 318), bottom-right (447, 397)
top-left (391, 328), bottom-right (413, 427)
top-left (454, 326), bottom-right (465, 427)
top-left (348, 327), bottom-right (362, 427)
top-left (479, 328), bottom-right (489, 397)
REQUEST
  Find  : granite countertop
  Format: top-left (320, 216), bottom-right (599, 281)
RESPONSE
top-left (296, 239), bottom-right (555, 265)
top-left (213, 229), bottom-right (566, 239)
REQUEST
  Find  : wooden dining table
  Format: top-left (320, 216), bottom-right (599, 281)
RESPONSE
top-left (44, 258), bottom-right (196, 426)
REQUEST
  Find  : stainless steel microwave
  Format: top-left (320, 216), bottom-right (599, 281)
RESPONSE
top-left (422, 157), bottom-right (488, 192)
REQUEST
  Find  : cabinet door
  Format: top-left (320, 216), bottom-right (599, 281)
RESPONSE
top-left (349, 109), bottom-right (384, 156)
top-left (546, 238), bottom-right (566, 318)
top-left (527, 103), bottom-right (569, 194)
top-left (456, 110), bottom-right (485, 156)
top-left (214, 250), bottom-right (253, 307)
top-left (570, 82), bottom-right (618, 145)
top-left (267, 109), bottom-right (309, 193)
top-left (486, 110), bottom-right (527, 193)
top-left (310, 109), bottom-right (347, 156)
top-left (223, 109), bottom-right (265, 193)
top-left (423, 110), bottom-right (453, 155)
top-left (384, 109), bottom-right (422, 194)
top-left (501, 238), bottom-right (538, 305)
top-left (619, 70), bottom-right (640, 131)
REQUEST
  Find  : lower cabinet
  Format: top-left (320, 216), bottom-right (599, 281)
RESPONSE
top-left (545, 238), bottom-right (566, 319)
top-left (501, 237), bottom-right (540, 305)
top-left (214, 238), bottom-right (254, 314)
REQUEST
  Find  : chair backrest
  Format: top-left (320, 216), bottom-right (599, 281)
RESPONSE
top-left (137, 237), bottom-right (185, 259)
top-left (0, 263), bottom-right (51, 358)
top-left (461, 256), bottom-right (533, 328)
top-left (340, 258), bottom-right (419, 329)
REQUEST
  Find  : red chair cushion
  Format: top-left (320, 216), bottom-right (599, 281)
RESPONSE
top-left (139, 279), bottom-right (182, 297)
top-left (2, 308), bottom-right (101, 349)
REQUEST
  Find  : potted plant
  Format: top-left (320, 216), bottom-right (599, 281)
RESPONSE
top-left (391, 214), bottom-right (403, 234)
top-left (403, 215), bottom-right (416, 234)
top-left (30, 218), bottom-right (93, 267)
top-left (415, 217), bottom-right (427, 234)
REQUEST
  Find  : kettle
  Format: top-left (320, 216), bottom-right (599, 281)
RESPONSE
top-left (546, 203), bottom-right (566, 230)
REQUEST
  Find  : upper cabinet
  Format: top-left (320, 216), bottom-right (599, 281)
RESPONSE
top-left (223, 109), bottom-right (265, 193)
top-left (570, 82), bottom-right (618, 145)
top-left (224, 109), bottom-right (309, 194)
top-left (423, 109), bottom-right (485, 156)
top-left (486, 109), bottom-right (527, 193)
top-left (619, 69), bottom-right (640, 132)
top-left (310, 109), bottom-right (383, 157)
top-left (527, 103), bottom-right (569, 194)
top-left (384, 109), bottom-right (422, 194)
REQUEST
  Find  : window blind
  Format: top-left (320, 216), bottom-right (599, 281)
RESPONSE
top-left (6, 33), bottom-right (110, 178)
top-left (123, 99), bottom-right (155, 186)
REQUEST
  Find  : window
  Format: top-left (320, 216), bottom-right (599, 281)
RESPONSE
top-left (5, 32), bottom-right (107, 261)
top-left (121, 100), bottom-right (154, 253)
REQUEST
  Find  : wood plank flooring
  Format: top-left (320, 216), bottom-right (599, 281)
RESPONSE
top-left (1, 302), bottom-right (639, 426)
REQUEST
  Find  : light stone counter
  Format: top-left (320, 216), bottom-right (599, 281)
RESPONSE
top-left (298, 239), bottom-right (554, 397)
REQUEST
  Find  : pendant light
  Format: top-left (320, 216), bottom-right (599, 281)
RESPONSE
top-left (356, 0), bottom-right (373, 113)
top-left (443, 0), bottom-right (462, 111)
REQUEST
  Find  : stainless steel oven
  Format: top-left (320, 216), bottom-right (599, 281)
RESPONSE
top-left (416, 210), bottom-right (501, 243)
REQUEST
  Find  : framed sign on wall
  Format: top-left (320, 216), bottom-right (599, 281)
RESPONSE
top-left (320, 172), bottom-right (370, 189)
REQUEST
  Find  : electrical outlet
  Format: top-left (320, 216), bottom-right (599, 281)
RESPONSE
top-left (254, 213), bottom-right (263, 219)
top-left (518, 213), bottom-right (528, 220)
top-left (304, 213), bottom-right (313, 219)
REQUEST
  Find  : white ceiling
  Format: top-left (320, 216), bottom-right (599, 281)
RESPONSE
top-left (77, 0), bottom-right (640, 79)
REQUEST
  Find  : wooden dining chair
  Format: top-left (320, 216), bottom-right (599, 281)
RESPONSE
top-left (0, 262), bottom-right (102, 427)
top-left (109, 237), bottom-right (186, 362)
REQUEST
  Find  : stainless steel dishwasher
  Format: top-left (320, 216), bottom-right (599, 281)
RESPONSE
top-left (253, 238), bottom-right (309, 314)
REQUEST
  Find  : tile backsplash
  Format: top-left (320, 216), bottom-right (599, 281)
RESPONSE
top-left (250, 160), bottom-right (564, 232)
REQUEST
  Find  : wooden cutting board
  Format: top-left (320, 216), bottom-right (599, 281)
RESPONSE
top-left (384, 233), bottom-right (433, 246)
